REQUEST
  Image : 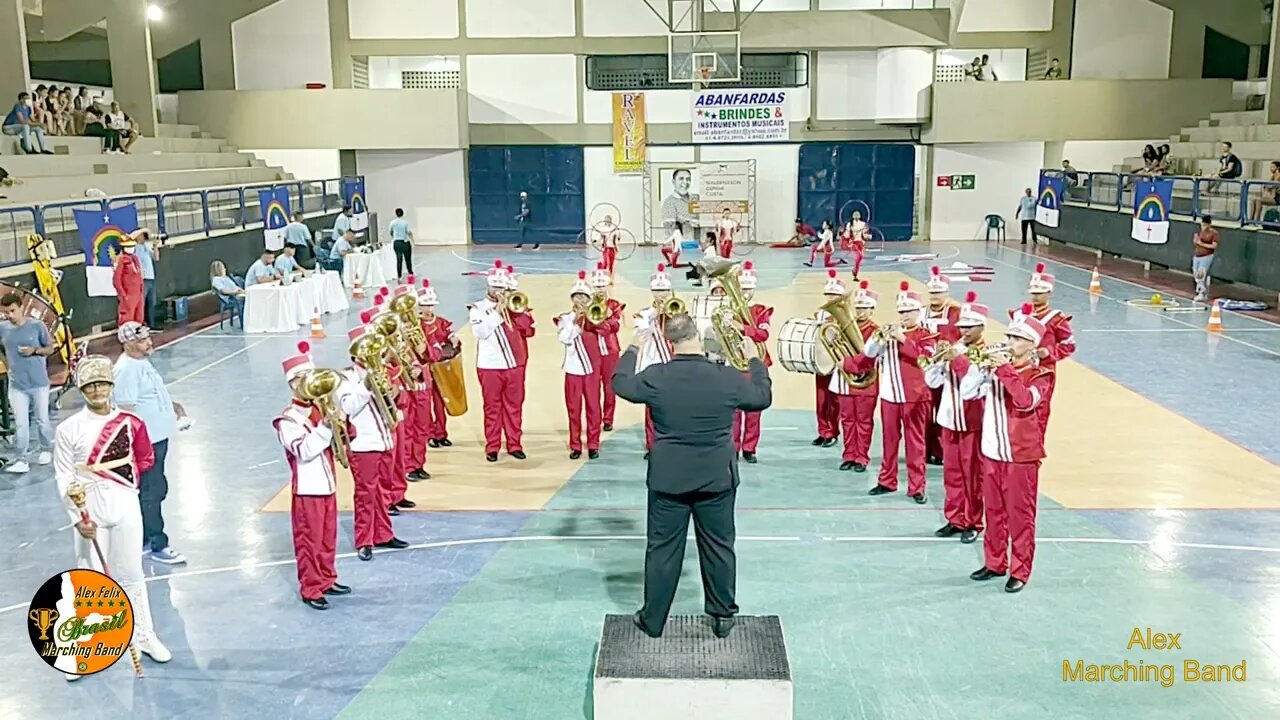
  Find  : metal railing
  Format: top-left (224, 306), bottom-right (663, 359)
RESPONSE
top-left (0, 176), bottom-right (359, 269)
top-left (1041, 168), bottom-right (1280, 229)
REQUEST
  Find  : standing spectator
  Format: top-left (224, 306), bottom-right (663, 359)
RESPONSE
top-left (389, 208), bottom-right (414, 277)
top-left (331, 206), bottom-right (352, 246)
top-left (113, 322), bottom-right (187, 565)
top-left (3, 92), bottom-right (53, 155)
top-left (135, 230), bottom-right (162, 331)
top-left (284, 212), bottom-right (314, 268)
top-left (105, 102), bottom-right (139, 154)
top-left (980, 54), bottom-right (999, 81)
top-left (0, 293), bottom-right (56, 474)
top-left (514, 191), bottom-right (538, 250)
top-left (1207, 142), bottom-right (1243, 192)
top-left (1191, 215), bottom-right (1219, 302)
top-left (965, 56), bottom-right (985, 81)
top-left (1044, 58), bottom-right (1063, 80)
top-left (82, 103), bottom-right (123, 153)
top-left (1249, 161), bottom-right (1280, 221)
top-left (1016, 188), bottom-right (1039, 245)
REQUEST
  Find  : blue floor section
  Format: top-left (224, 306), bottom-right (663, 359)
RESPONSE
top-left (0, 242), bottom-right (1277, 718)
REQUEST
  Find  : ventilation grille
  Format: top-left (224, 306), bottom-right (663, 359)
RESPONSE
top-left (351, 57), bottom-right (369, 89)
top-left (402, 70), bottom-right (461, 89)
top-left (934, 64), bottom-right (967, 84)
top-left (1026, 49), bottom-right (1048, 81)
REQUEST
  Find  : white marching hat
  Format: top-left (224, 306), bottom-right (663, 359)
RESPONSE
top-left (1007, 304), bottom-right (1047, 344)
top-left (504, 264), bottom-right (520, 290)
top-left (486, 260), bottom-right (509, 289)
top-left (650, 263), bottom-right (672, 291)
top-left (1029, 263), bottom-right (1055, 293)
top-left (282, 341), bottom-right (315, 382)
top-left (895, 281), bottom-right (923, 312)
top-left (570, 270), bottom-right (592, 296)
top-left (418, 278), bottom-right (439, 306)
top-left (926, 266), bottom-right (950, 294)
top-left (822, 268), bottom-right (846, 295)
top-left (590, 263), bottom-right (611, 289)
top-left (853, 280), bottom-right (878, 309)
top-left (739, 261), bottom-right (758, 290)
top-left (955, 291), bottom-right (989, 328)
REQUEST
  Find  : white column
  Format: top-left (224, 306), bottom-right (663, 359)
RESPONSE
top-left (0, 0), bottom-right (31, 107)
top-left (106, 0), bottom-right (160, 135)
top-left (874, 47), bottom-right (933, 124)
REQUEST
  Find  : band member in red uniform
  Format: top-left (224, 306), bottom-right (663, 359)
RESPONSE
top-left (504, 263), bottom-right (537, 390)
top-left (924, 292), bottom-right (988, 544)
top-left (368, 298), bottom-right (416, 514)
top-left (859, 281), bottom-right (935, 502)
top-left (395, 282), bottom-right (435, 484)
top-left (471, 261), bottom-right (529, 462)
top-left (715, 210), bottom-right (739, 258)
top-left (590, 264), bottom-right (624, 431)
top-left (921, 266), bottom-right (960, 466)
top-left (1010, 264), bottom-right (1075, 435)
top-left (418, 278), bottom-right (460, 448)
top-left (661, 226), bottom-right (684, 269)
top-left (962, 308), bottom-right (1053, 593)
top-left (113, 231), bottom-right (146, 326)
top-left (833, 281), bottom-right (879, 472)
top-left (274, 343), bottom-right (351, 609)
top-left (811, 269), bottom-right (846, 447)
top-left (725, 262), bottom-right (771, 462)
top-left (636, 264), bottom-right (675, 454)
top-left (556, 271), bottom-right (604, 459)
top-left (597, 216), bottom-right (621, 275)
top-left (340, 323), bottom-right (408, 561)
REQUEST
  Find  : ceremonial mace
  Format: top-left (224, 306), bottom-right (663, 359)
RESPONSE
top-left (66, 481), bottom-right (144, 678)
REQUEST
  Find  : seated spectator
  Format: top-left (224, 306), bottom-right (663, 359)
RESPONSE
top-left (245, 250), bottom-right (282, 286)
top-left (786, 218), bottom-right (819, 247)
top-left (105, 102), bottom-right (140, 154)
top-left (274, 244), bottom-right (304, 279)
top-left (2, 92), bottom-right (52, 155)
top-left (1207, 142), bottom-right (1243, 192)
top-left (56, 87), bottom-right (74, 135)
top-left (82, 102), bottom-right (123, 154)
top-left (72, 86), bottom-right (92, 134)
top-left (210, 261), bottom-right (246, 314)
top-left (44, 85), bottom-right (69, 136)
top-left (333, 229), bottom-right (356, 257)
top-left (1044, 58), bottom-right (1064, 80)
top-left (31, 85), bottom-right (53, 135)
top-left (1134, 144), bottom-right (1160, 175)
top-left (1249, 161), bottom-right (1280, 222)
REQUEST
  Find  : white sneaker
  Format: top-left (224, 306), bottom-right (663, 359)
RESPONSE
top-left (37, 451), bottom-right (52, 465)
top-left (5, 461), bottom-right (29, 474)
top-left (135, 634), bottom-right (171, 663)
top-left (64, 672), bottom-right (81, 682)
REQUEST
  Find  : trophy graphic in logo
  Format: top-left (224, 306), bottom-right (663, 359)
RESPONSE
top-left (28, 608), bottom-right (59, 641)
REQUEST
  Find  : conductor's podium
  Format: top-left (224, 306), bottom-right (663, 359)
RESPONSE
top-left (593, 614), bottom-right (793, 719)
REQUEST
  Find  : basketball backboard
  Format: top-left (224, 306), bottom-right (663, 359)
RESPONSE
top-left (668, 31), bottom-right (741, 83)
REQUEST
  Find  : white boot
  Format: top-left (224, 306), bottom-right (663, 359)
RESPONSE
top-left (134, 633), bottom-right (171, 663)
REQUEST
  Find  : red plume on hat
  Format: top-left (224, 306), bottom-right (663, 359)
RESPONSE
top-left (657, 263), bottom-right (666, 272)
top-left (965, 291), bottom-right (977, 303)
top-left (360, 309), bottom-right (374, 323)
top-left (744, 261), bottom-right (754, 270)
top-left (828, 269), bottom-right (837, 278)
top-left (374, 294), bottom-right (385, 306)
top-left (578, 270), bottom-right (587, 279)
top-left (406, 274), bottom-right (416, 284)
top-left (900, 280), bottom-right (910, 292)
top-left (422, 278), bottom-right (430, 288)
top-left (930, 265), bottom-right (940, 276)
top-left (860, 280), bottom-right (869, 290)
top-left (506, 264), bottom-right (514, 272)
top-left (1035, 263), bottom-right (1046, 273)
top-left (494, 259), bottom-right (503, 268)
top-left (297, 341), bottom-right (311, 354)
top-left (1021, 302), bottom-right (1034, 315)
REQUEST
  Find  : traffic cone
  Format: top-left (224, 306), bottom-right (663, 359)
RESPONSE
top-left (310, 308), bottom-right (325, 338)
top-left (352, 280), bottom-right (365, 300)
top-left (1206, 299), bottom-right (1223, 333)
top-left (1088, 267), bottom-right (1102, 294)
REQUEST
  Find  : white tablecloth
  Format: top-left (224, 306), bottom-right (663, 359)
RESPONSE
top-left (342, 245), bottom-right (397, 289)
top-left (243, 272), bottom-right (350, 334)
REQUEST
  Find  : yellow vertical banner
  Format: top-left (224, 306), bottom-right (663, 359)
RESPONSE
top-left (612, 92), bottom-right (646, 174)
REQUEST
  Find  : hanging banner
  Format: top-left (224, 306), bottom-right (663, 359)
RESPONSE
top-left (612, 92), bottom-right (647, 174)
top-left (74, 204), bottom-right (139, 297)
top-left (1131, 178), bottom-right (1173, 245)
top-left (341, 177), bottom-right (369, 232)
top-left (259, 187), bottom-right (292, 250)
top-left (1036, 171), bottom-right (1064, 228)
top-left (692, 89), bottom-right (789, 144)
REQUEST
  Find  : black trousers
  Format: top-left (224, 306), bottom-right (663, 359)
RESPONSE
top-left (1020, 219), bottom-right (1037, 244)
top-left (640, 487), bottom-right (738, 633)
top-left (393, 240), bottom-right (413, 277)
top-left (139, 439), bottom-right (170, 551)
top-left (143, 279), bottom-right (157, 327)
top-left (290, 243), bottom-right (316, 270)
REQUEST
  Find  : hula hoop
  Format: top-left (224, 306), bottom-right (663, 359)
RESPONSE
top-left (588, 202), bottom-right (622, 231)
top-left (1125, 297), bottom-right (1182, 310)
top-left (838, 200), bottom-right (872, 227)
top-left (575, 230), bottom-right (597, 260)
top-left (579, 223), bottom-right (639, 262)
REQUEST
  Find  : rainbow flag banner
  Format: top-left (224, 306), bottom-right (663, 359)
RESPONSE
top-left (1035, 171), bottom-right (1064, 228)
top-left (1131, 178), bottom-right (1173, 245)
top-left (342, 177), bottom-right (369, 232)
top-left (75, 204), bottom-right (139, 297)
top-left (259, 187), bottom-right (291, 249)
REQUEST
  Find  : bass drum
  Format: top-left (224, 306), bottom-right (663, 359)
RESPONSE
top-left (776, 318), bottom-right (835, 376)
top-left (689, 295), bottom-right (726, 337)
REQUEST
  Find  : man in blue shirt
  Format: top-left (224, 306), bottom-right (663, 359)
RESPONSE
top-left (2, 92), bottom-right (52, 154)
top-left (389, 207), bottom-right (414, 278)
top-left (332, 207), bottom-right (352, 246)
top-left (284, 213), bottom-right (314, 268)
top-left (1016, 187), bottom-right (1039, 245)
top-left (113, 322), bottom-right (187, 565)
top-left (274, 244), bottom-right (303, 279)
top-left (135, 233), bottom-right (161, 330)
top-left (245, 249), bottom-right (282, 286)
top-left (0, 293), bottom-right (56, 474)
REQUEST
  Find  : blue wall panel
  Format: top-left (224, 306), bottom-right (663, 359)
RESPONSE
top-left (796, 143), bottom-right (916, 241)
top-left (469, 146), bottom-right (585, 245)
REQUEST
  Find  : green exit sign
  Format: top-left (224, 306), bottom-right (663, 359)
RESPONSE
top-left (951, 174), bottom-right (975, 190)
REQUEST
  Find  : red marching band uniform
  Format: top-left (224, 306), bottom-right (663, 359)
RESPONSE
top-left (367, 300), bottom-right (413, 513)
top-left (637, 264), bottom-right (675, 450)
top-left (1010, 264), bottom-right (1075, 435)
top-left (390, 281), bottom-right (435, 487)
top-left (812, 270), bottom-right (846, 445)
top-left (859, 281), bottom-right (936, 502)
top-left (470, 261), bottom-right (530, 461)
top-left (505, 264), bottom-right (537, 392)
top-left (716, 214), bottom-right (737, 258)
top-left (921, 266), bottom-right (961, 464)
top-left (589, 264), bottom-right (624, 430)
top-left (730, 262), bottom-right (771, 459)
top-left (417, 278), bottom-right (460, 447)
top-left (274, 344), bottom-right (347, 607)
top-left (962, 310), bottom-right (1054, 590)
top-left (833, 280), bottom-right (879, 471)
top-left (924, 292), bottom-right (988, 542)
top-left (556, 271), bottom-right (604, 457)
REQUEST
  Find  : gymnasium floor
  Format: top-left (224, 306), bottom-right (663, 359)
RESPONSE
top-left (2, 241), bottom-right (1279, 720)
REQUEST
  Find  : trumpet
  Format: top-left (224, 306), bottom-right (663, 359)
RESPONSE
top-left (370, 311), bottom-right (422, 392)
top-left (970, 342), bottom-right (1012, 369)
top-left (817, 293), bottom-right (876, 388)
top-left (917, 340), bottom-right (955, 369)
top-left (507, 291), bottom-right (529, 314)
top-left (871, 322), bottom-right (902, 343)
top-left (293, 368), bottom-right (351, 469)
top-left (348, 331), bottom-right (400, 429)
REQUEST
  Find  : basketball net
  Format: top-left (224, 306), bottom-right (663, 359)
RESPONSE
top-left (699, 66), bottom-right (712, 82)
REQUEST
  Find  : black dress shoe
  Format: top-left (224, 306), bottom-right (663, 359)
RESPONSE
top-left (742, 452), bottom-right (758, 464)
top-left (510, 451), bottom-right (527, 460)
top-left (710, 616), bottom-right (736, 638)
top-left (632, 612), bottom-right (661, 638)
top-left (934, 523), bottom-right (960, 538)
top-left (643, 451), bottom-right (650, 460)
top-left (960, 529), bottom-right (979, 544)
top-left (821, 438), bottom-right (838, 448)
top-left (324, 583), bottom-right (352, 595)
top-left (910, 493), bottom-right (927, 505)
top-left (868, 484), bottom-right (894, 496)
top-left (1005, 578), bottom-right (1026, 593)
top-left (588, 450), bottom-right (599, 460)
top-left (603, 424), bottom-right (613, 432)
top-left (408, 469), bottom-right (429, 482)
top-left (970, 567), bottom-right (1006, 581)
top-left (387, 505), bottom-right (401, 516)
top-left (839, 461), bottom-right (856, 471)
top-left (927, 455), bottom-right (943, 466)
top-left (811, 436), bottom-right (825, 446)
top-left (439, 438), bottom-right (452, 447)
top-left (428, 439), bottom-right (440, 449)
top-left (395, 499), bottom-right (416, 509)
top-left (375, 537), bottom-right (409, 549)
top-left (357, 546), bottom-right (373, 561)
top-left (303, 597), bottom-right (330, 610)
top-left (570, 450), bottom-right (582, 460)
top-left (852, 463), bottom-right (866, 473)
top-left (486, 453), bottom-right (498, 462)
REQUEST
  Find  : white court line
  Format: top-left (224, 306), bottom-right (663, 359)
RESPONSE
top-left (1077, 328), bottom-right (1280, 334)
top-left (2, 532), bottom-right (1274, 616)
top-left (980, 251), bottom-right (1280, 359)
top-left (168, 338), bottom-right (269, 386)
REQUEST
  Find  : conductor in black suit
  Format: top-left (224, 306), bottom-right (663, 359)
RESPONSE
top-left (611, 313), bottom-right (772, 639)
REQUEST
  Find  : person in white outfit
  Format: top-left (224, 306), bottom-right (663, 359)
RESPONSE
top-left (54, 355), bottom-right (171, 681)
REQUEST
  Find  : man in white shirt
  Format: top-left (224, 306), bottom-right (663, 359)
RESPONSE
top-left (274, 245), bottom-right (304, 279)
top-left (245, 249), bottom-right (282, 286)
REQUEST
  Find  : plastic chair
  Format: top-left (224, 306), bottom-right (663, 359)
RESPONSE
top-left (984, 214), bottom-right (1006, 242)
top-left (216, 292), bottom-right (243, 329)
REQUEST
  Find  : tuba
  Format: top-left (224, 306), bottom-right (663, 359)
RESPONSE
top-left (348, 331), bottom-right (400, 429)
top-left (818, 293), bottom-right (877, 389)
top-left (294, 368), bottom-right (351, 469)
top-left (389, 291), bottom-right (428, 358)
top-left (706, 262), bottom-right (766, 371)
top-left (371, 310), bottom-right (422, 391)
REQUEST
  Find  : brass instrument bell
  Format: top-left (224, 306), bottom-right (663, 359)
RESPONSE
top-left (293, 368), bottom-right (352, 469)
top-left (818, 293), bottom-right (877, 389)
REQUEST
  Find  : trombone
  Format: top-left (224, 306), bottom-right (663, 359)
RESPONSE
top-left (871, 322), bottom-right (901, 344)
top-left (293, 368), bottom-right (351, 469)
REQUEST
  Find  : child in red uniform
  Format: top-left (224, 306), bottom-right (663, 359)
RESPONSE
top-left (811, 269), bottom-right (846, 447)
top-left (418, 278), bottom-right (460, 447)
top-left (832, 280), bottom-right (879, 473)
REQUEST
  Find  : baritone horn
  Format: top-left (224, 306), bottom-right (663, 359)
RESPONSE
top-left (389, 291), bottom-right (428, 357)
top-left (371, 311), bottom-right (422, 391)
top-left (818, 293), bottom-right (877, 389)
top-left (348, 331), bottom-right (400, 429)
top-left (294, 368), bottom-right (351, 469)
top-left (706, 262), bottom-right (763, 372)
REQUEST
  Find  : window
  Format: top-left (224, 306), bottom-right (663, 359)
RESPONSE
top-left (585, 53), bottom-right (808, 91)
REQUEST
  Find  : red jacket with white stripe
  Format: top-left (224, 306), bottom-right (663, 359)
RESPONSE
top-left (835, 320), bottom-right (879, 397)
top-left (1009, 305), bottom-right (1076, 369)
top-left (923, 343), bottom-right (985, 432)
top-left (964, 361), bottom-right (1053, 463)
top-left (273, 400), bottom-right (337, 496)
top-left (555, 312), bottom-right (604, 376)
top-left (921, 303), bottom-right (962, 343)
top-left (862, 325), bottom-right (934, 404)
top-left (741, 303), bottom-right (774, 368)
top-left (592, 299), bottom-right (625, 358)
top-left (470, 298), bottom-right (529, 370)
